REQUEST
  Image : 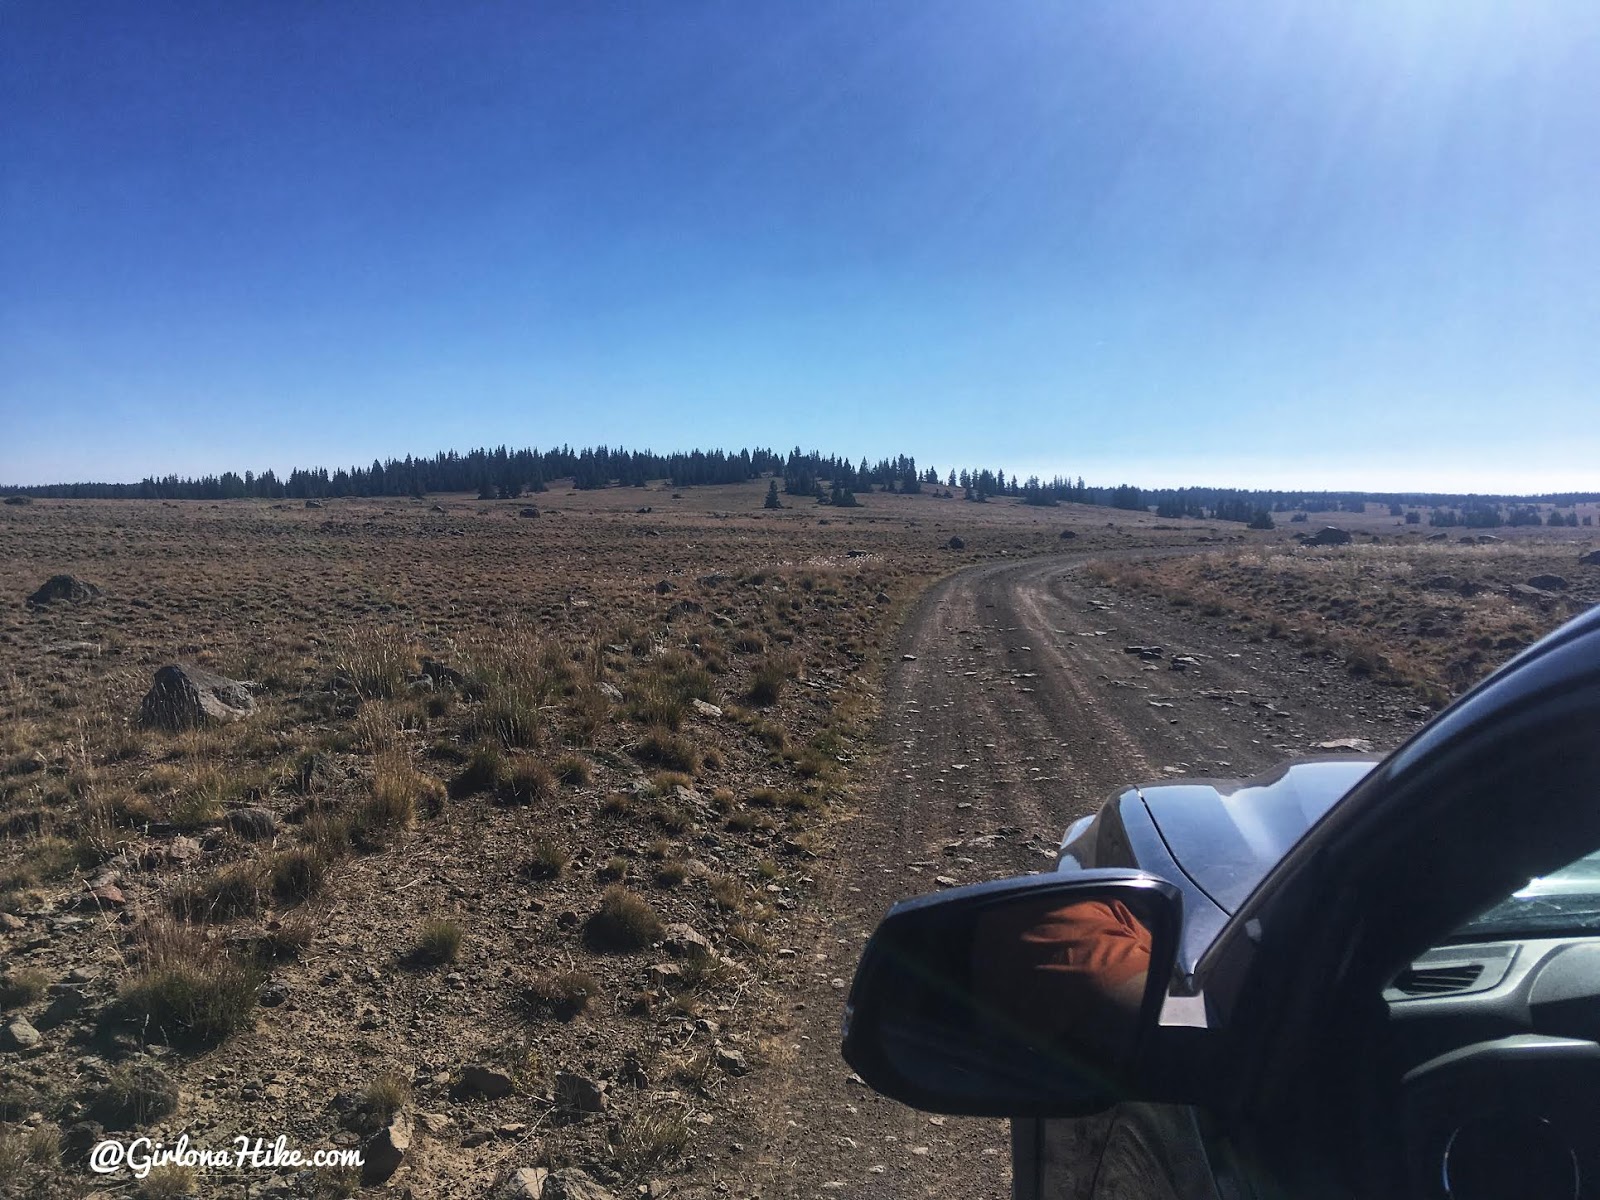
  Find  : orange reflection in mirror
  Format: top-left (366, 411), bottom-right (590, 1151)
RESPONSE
top-left (972, 898), bottom-right (1153, 1058)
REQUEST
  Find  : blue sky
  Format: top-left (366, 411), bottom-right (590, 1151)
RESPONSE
top-left (3, 2), bottom-right (1597, 491)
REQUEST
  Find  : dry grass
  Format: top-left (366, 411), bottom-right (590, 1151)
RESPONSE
top-left (633, 729), bottom-right (700, 773)
top-left (0, 966), bottom-right (49, 1009)
top-left (335, 625), bottom-right (418, 700)
top-left (520, 969), bottom-right (600, 1020)
top-left (363, 1070), bottom-right (412, 1118)
top-left (584, 886), bottom-right (664, 951)
top-left (1085, 540), bottom-right (1597, 704)
top-left (612, 1104), bottom-right (691, 1171)
top-left (521, 837), bottom-right (569, 880)
top-left (0, 480), bottom-right (1087, 1195)
top-left (412, 916), bottom-right (464, 965)
top-left (117, 921), bottom-right (262, 1048)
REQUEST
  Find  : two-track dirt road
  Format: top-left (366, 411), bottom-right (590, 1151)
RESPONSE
top-left (734, 551), bottom-right (1424, 1200)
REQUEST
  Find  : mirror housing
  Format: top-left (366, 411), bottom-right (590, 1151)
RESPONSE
top-left (841, 870), bottom-right (1186, 1117)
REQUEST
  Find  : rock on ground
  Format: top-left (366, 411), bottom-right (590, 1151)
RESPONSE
top-left (499, 1167), bottom-right (550, 1198)
top-left (554, 1070), bottom-right (607, 1113)
top-left (28, 574), bottom-right (100, 605)
top-left (361, 1111), bottom-right (413, 1183)
top-left (3, 1016), bottom-right (42, 1051)
top-left (1302, 526), bottom-right (1353, 546)
top-left (545, 1169), bottom-right (616, 1200)
top-left (138, 663), bottom-right (255, 730)
top-left (456, 1065), bottom-right (516, 1099)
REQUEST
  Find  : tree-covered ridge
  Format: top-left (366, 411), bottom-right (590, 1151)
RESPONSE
top-left (5, 444), bottom-right (1597, 521)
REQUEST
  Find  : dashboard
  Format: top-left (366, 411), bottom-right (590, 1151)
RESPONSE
top-left (1390, 938), bottom-right (1600, 1199)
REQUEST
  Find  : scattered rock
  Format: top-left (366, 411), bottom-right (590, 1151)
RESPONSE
top-left (27, 575), bottom-right (100, 606)
top-left (0, 912), bottom-right (24, 932)
top-left (362, 1111), bottom-right (413, 1184)
top-left (3, 1016), bottom-right (43, 1051)
top-left (662, 923), bottom-right (713, 959)
top-left (1058, 529), bottom-right (1077, 540)
top-left (1509, 583), bottom-right (1555, 603)
top-left (147, 835), bottom-right (202, 867)
top-left (258, 979), bottom-right (291, 1007)
top-left (499, 1167), bottom-right (551, 1199)
top-left (83, 883), bottom-right (126, 908)
top-left (1580, 550), bottom-right (1600, 566)
top-left (304, 500), bottom-right (324, 508)
top-left (1313, 738), bottom-right (1375, 754)
top-left (44, 640), bottom-right (100, 656)
top-left (417, 1112), bottom-right (452, 1136)
top-left (138, 663), bottom-right (255, 730)
top-left (947, 536), bottom-right (965, 550)
top-left (520, 506), bottom-right (541, 518)
top-left (225, 807), bottom-right (278, 841)
top-left (598, 681), bottom-right (624, 702)
top-left (645, 963), bottom-right (683, 988)
top-left (1528, 574), bottom-right (1569, 591)
top-left (654, 580), bottom-right (674, 594)
top-left (714, 1045), bottom-right (750, 1076)
top-left (420, 658), bottom-right (469, 689)
top-left (457, 1065), bottom-right (517, 1099)
top-left (554, 1070), bottom-right (607, 1113)
top-left (690, 698), bottom-right (722, 718)
top-left (545, 1169), bottom-right (616, 1200)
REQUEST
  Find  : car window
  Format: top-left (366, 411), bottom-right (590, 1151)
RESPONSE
top-left (1448, 849), bottom-right (1600, 942)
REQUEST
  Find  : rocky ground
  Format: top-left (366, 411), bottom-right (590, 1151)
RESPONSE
top-left (3, 487), bottom-right (1594, 1199)
top-left (0, 482), bottom-right (1185, 1200)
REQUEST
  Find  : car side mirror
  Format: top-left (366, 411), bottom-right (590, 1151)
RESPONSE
top-left (841, 870), bottom-right (1184, 1117)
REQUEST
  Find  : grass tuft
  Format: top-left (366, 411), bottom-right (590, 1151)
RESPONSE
top-left (117, 922), bottom-right (262, 1048)
top-left (519, 969), bottom-right (599, 1020)
top-left (584, 886), bottom-right (664, 952)
top-left (412, 917), bottom-right (463, 966)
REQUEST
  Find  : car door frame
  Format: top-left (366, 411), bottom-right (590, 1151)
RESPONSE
top-left (1186, 606), bottom-right (1600, 1193)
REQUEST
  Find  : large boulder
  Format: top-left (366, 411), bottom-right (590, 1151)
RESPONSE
top-left (1303, 527), bottom-right (1352, 547)
top-left (1528, 574), bottom-right (1569, 591)
top-left (28, 575), bottom-right (99, 606)
top-left (1579, 550), bottom-right (1600, 567)
top-left (1508, 583), bottom-right (1555, 603)
top-left (138, 664), bottom-right (254, 730)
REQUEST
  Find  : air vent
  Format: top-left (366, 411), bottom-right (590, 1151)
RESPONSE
top-left (1393, 964), bottom-right (1485, 996)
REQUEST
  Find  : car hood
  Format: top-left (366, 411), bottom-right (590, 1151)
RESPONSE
top-left (1138, 758), bottom-right (1379, 913)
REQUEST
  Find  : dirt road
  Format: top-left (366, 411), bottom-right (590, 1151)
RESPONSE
top-left (736, 551), bottom-right (1422, 1200)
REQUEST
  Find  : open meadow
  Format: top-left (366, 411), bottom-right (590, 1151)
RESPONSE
top-left (0, 480), bottom-right (1161, 1199)
top-left (2, 482), bottom-right (1597, 1198)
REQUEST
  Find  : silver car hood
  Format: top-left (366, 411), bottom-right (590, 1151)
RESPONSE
top-left (1138, 758), bottom-right (1379, 913)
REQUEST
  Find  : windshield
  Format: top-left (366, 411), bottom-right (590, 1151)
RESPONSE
top-left (1450, 850), bottom-right (1600, 941)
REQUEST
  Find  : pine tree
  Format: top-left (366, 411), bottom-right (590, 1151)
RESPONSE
top-left (764, 479), bottom-right (782, 509)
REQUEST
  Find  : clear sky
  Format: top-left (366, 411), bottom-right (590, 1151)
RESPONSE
top-left (3, 2), bottom-right (1597, 491)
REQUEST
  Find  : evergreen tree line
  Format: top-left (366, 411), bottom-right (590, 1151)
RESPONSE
top-left (6, 442), bottom-right (1597, 519)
